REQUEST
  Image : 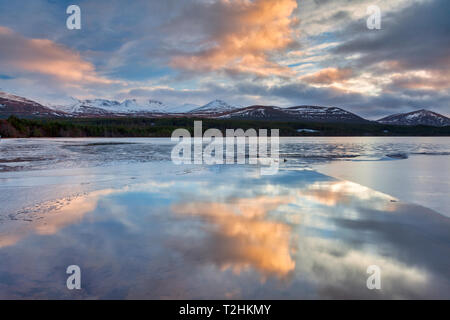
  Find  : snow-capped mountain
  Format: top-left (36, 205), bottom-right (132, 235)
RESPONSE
top-left (218, 105), bottom-right (368, 123)
top-left (0, 91), bottom-right (38, 104)
top-left (121, 99), bottom-right (168, 113)
top-left (58, 98), bottom-right (171, 115)
top-left (285, 106), bottom-right (368, 123)
top-left (377, 109), bottom-right (450, 126)
top-left (0, 91), bottom-right (66, 117)
top-left (1, 90), bottom-right (448, 127)
top-left (189, 99), bottom-right (241, 114)
top-left (57, 98), bottom-right (119, 115)
top-left (218, 105), bottom-right (287, 119)
top-left (164, 103), bottom-right (200, 113)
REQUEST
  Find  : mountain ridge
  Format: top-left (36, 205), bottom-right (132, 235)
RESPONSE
top-left (189, 99), bottom-right (241, 114)
top-left (218, 105), bottom-right (369, 123)
top-left (0, 91), bottom-right (67, 117)
top-left (1, 91), bottom-right (448, 126)
top-left (377, 109), bottom-right (450, 127)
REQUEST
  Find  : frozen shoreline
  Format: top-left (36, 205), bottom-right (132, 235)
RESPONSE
top-left (1, 137), bottom-right (449, 218)
top-left (314, 154), bottom-right (450, 216)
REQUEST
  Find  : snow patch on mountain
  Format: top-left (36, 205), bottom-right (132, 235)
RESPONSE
top-left (0, 91), bottom-right (42, 106)
top-left (165, 103), bottom-right (200, 113)
top-left (190, 99), bottom-right (241, 114)
top-left (378, 109), bottom-right (450, 126)
top-left (58, 98), bottom-right (172, 114)
top-left (218, 105), bottom-right (367, 123)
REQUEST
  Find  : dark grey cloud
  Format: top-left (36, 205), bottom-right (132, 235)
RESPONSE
top-left (268, 84), bottom-right (450, 118)
top-left (334, 0), bottom-right (450, 72)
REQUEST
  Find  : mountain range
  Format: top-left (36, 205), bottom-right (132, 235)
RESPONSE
top-left (1, 91), bottom-right (449, 126)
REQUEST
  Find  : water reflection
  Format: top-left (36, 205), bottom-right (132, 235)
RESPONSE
top-left (172, 196), bottom-right (296, 278)
top-left (0, 166), bottom-right (449, 299)
top-left (0, 189), bottom-right (117, 248)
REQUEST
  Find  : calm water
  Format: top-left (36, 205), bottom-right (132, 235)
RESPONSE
top-left (0, 137), bottom-right (449, 299)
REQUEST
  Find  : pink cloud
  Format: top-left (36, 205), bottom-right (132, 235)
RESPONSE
top-left (301, 67), bottom-right (353, 85)
top-left (0, 26), bottom-right (114, 85)
top-left (170, 0), bottom-right (298, 76)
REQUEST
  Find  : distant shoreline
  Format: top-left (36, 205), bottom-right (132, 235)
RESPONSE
top-left (1, 116), bottom-right (449, 138)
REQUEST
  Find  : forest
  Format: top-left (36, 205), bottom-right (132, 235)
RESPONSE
top-left (1, 116), bottom-right (449, 138)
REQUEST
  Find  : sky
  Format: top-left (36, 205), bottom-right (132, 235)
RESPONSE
top-left (0, 0), bottom-right (448, 119)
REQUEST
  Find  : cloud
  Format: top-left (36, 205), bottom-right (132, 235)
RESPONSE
top-left (333, 0), bottom-right (450, 73)
top-left (0, 0), bottom-right (448, 117)
top-left (297, 0), bottom-right (419, 37)
top-left (0, 26), bottom-right (115, 86)
top-left (301, 67), bottom-right (353, 85)
top-left (387, 70), bottom-right (450, 91)
top-left (170, 0), bottom-right (299, 76)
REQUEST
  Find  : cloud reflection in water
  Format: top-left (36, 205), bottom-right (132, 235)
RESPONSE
top-left (172, 196), bottom-right (296, 279)
top-left (0, 167), bottom-right (449, 299)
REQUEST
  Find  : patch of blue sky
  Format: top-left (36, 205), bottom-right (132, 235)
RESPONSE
top-left (287, 61), bottom-right (310, 68)
top-left (0, 74), bottom-right (14, 80)
top-left (308, 32), bottom-right (340, 45)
